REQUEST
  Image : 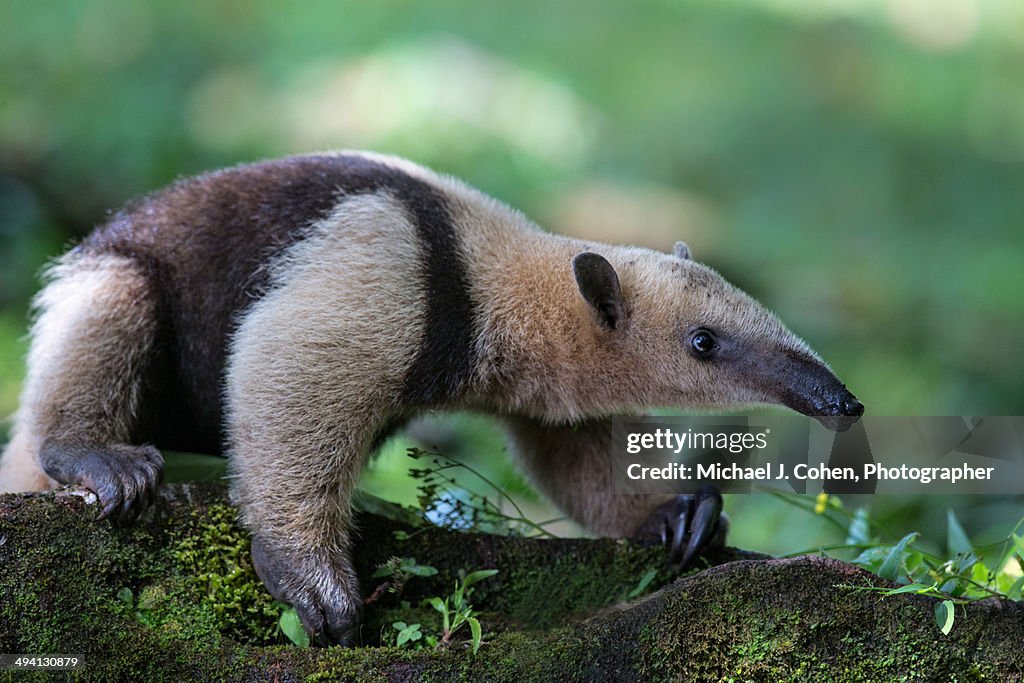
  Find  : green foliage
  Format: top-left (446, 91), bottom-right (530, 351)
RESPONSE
top-left (875, 531), bottom-right (920, 581)
top-left (11, 485), bottom-right (1024, 679)
top-left (369, 556), bottom-right (440, 611)
top-left (372, 556), bottom-right (439, 580)
top-left (391, 621), bottom-right (423, 647)
top-left (427, 569), bottom-right (499, 654)
top-left (378, 565), bottom-right (498, 654)
top-left (934, 600), bottom-right (955, 636)
top-left (779, 493), bottom-right (1024, 635)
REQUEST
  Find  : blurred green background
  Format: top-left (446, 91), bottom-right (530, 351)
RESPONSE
top-left (1, 0), bottom-right (1022, 557)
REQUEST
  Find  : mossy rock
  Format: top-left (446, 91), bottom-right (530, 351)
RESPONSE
top-left (1, 484), bottom-right (1021, 682)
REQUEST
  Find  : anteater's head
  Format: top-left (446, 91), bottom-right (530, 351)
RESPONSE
top-left (571, 242), bottom-right (863, 430)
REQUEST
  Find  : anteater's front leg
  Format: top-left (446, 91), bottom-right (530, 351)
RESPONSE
top-left (226, 360), bottom-right (384, 644)
top-left (504, 416), bottom-right (727, 568)
top-left (225, 325), bottom-right (393, 646)
top-left (223, 194), bottom-right (426, 646)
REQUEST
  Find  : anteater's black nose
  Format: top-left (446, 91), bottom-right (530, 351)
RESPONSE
top-left (841, 395), bottom-right (864, 417)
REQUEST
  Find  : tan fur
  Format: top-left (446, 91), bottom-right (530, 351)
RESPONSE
top-left (428, 170), bottom-right (815, 421)
top-left (219, 154), bottom-right (820, 541)
top-left (226, 193), bottom-right (425, 600)
top-left (0, 254), bottom-right (156, 492)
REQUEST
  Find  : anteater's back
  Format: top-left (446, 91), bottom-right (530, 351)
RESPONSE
top-left (0, 152), bottom-right (488, 486)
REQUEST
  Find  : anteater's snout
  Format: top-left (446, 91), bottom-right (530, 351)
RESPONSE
top-left (816, 389), bottom-right (864, 430)
top-left (811, 388), bottom-right (864, 418)
top-left (822, 390), bottom-right (863, 417)
top-left (765, 349), bottom-right (864, 430)
top-left (840, 394), bottom-right (864, 417)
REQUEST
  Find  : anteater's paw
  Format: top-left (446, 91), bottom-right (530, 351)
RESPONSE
top-left (250, 535), bottom-right (361, 647)
top-left (632, 486), bottom-right (728, 569)
top-left (40, 441), bottom-right (163, 523)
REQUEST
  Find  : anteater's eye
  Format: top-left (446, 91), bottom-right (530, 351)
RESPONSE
top-left (689, 329), bottom-right (718, 359)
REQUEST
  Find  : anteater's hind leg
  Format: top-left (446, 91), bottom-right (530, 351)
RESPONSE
top-left (0, 254), bottom-right (163, 520)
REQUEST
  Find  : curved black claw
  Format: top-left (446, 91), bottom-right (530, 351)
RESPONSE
top-left (251, 535), bottom-right (361, 647)
top-left (632, 486), bottom-right (728, 569)
top-left (39, 441), bottom-right (164, 523)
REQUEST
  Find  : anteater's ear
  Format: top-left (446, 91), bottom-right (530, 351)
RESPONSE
top-left (572, 252), bottom-right (624, 330)
top-left (673, 241), bottom-right (691, 260)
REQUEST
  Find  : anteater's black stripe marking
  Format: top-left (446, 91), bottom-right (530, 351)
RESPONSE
top-left (80, 154), bottom-right (476, 449)
top-left (269, 155), bottom-right (478, 405)
top-left (384, 173), bottom-right (477, 405)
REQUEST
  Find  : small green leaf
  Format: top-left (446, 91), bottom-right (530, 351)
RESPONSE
top-left (468, 616), bottom-right (482, 654)
top-left (1008, 576), bottom-right (1024, 601)
top-left (428, 596), bottom-right (446, 614)
top-left (392, 530), bottom-right (409, 540)
top-left (946, 510), bottom-right (972, 557)
top-left (279, 607), bottom-right (310, 647)
top-left (952, 552), bottom-right (978, 575)
top-left (116, 588), bottom-right (133, 606)
top-left (372, 566), bottom-right (394, 578)
top-left (851, 546), bottom-right (888, 571)
top-left (845, 507), bottom-right (871, 546)
top-left (970, 561), bottom-right (991, 585)
top-left (903, 549), bottom-right (926, 575)
top-left (883, 582), bottom-right (933, 595)
top-left (627, 568), bottom-right (658, 599)
top-left (934, 599), bottom-right (955, 636)
top-left (396, 624), bottom-right (420, 647)
top-left (392, 621), bottom-right (407, 631)
top-left (878, 533), bottom-right (919, 581)
top-left (463, 569), bottom-right (499, 587)
top-left (405, 564), bottom-right (438, 577)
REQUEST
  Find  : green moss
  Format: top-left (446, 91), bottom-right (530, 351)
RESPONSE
top-left (353, 515), bottom-right (674, 630)
top-left (304, 647), bottom-right (419, 682)
top-left (0, 491), bottom-right (230, 681)
top-left (632, 558), bottom-right (1012, 683)
top-left (491, 540), bottom-right (672, 627)
top-left (169, 503), bottom-right (284, 645)
top-left (3, 488), bottom-right (1023, 681)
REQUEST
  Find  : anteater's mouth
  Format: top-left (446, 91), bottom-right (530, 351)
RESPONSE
top-left (807, 403), bottom-right (864, 431)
